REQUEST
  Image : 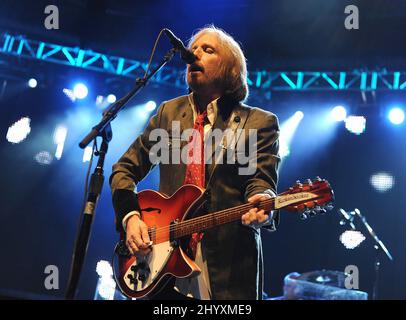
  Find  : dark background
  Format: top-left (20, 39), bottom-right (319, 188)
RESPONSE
top-left (0, 0), bottom-right (405, 299)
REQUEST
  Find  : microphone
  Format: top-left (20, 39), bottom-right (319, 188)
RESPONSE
top-left (163, 28), bottom-right (196, 64)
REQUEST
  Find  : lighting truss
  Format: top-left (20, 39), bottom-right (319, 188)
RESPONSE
top-left (2, 32), bottom-right (406, 92)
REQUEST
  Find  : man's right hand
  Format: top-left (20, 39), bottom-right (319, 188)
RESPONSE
top-left (126, 214), bottom-right (152, 256)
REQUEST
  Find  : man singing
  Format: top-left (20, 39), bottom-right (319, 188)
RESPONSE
top-left (110, 26), bottom-right (281, 300)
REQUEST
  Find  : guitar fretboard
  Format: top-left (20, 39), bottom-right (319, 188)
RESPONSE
top-left (172, 198), bottom-right (276, 238)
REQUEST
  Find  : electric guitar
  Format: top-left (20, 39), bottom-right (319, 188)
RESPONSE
top-left (113, 177), bottom-right (334, 299)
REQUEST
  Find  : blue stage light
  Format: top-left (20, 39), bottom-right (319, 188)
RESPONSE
top-left (107, 94), bottom-right (117, 103)
top-left (34, 151), bottom-right (53, 165)
top-left (73, 83), bottom-right (88, 99)
top-left (53, 125), bottom-right (68, 160)
top-left (294, 111), bottom-right (304, 120)
top-left (279, 111), bottom-right (304, 158)
top-left (28, 78), bottom-right (37, 88)
top-left (345, 116), bottom-right (366, 135)
top-left (145, 101), bottom-right (157, 111)
top-left (6, 117), bottom-right (31, 143)
top-left (331, 106), bottom-right (347, 122)
top-left (370, 172), bottom-right (395, 193)
top-left (388, 107), bottom-right (404, 125)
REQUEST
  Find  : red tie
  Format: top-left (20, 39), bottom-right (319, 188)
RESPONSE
top-left (184, 110), bottom-right (207, 259)
top-left (184, 110), bottom-right (207, 187)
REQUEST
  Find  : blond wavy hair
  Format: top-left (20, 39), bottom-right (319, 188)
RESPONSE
top-left (186, 25), bottom-right (249, 102)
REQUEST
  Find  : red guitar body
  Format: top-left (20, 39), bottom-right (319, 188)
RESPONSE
top-left (115, 184), bottom-right (206, 299)
top-left (113, 178), bottom-right (334, 299)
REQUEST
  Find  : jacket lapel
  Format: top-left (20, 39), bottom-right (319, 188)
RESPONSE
top-left (205, 100), bottom-right (249, 188)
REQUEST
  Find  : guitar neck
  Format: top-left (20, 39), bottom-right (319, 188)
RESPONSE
top-left (173, 198), bottom-right (276, 238)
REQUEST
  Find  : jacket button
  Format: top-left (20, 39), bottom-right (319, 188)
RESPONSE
top-left (234, 116), bottom-right (241, 123)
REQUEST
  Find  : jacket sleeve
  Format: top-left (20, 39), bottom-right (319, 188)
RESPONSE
top-left (243, 110), bottom-right (281, 231)
top-left (109, 102), bottom-right (165, 232)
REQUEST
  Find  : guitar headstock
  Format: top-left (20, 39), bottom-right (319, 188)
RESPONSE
top-left (276, 177), bottom-right (334, 219)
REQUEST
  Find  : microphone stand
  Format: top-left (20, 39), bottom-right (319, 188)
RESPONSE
top-left (353, 209), bottom-right (393, 300)
top-left (65, 47), bottom-right (178, 300)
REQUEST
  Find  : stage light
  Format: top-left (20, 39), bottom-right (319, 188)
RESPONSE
top-left (95, 261), bottom-right (116, 300)
top-left (279, 111), bottom-right (304, 159)
top-left (345, 116), bottom-right (366, 135)
top-left (53, 125), bottom-right (68, 160)
top-left (388, 107), bottom-right (404, 125)
top-left (370, 172), bottom-right (395, 193)
top-left (83, 146), bottom-right (93, 162)
top-left (6, 117), bottom-right (31, 144)
top-left (294, 111), bottom-right (304, 120)
top-left (96, 260), bottom-right (113, 278)
top-left (28, 78), bottom-right (37, 88)
top-left (95, 95), bottom-right (104, 106)
top-left (331, 106), bottom-right (347, 122)
top-left (339, 230), bottom-right (366, 249)
top-left (279, 141), bottom-right (290, 158)
top-left (107, 94), bottom-right (117, 104)
top-left (63, 88), bottom-right (76, 102)
top-left (53, 125), bottom-right (68, 145)
top-left (34, 151), bottom-right (53, 165)
top-left (145, 100), bottom-right (157, 111)
top-left (73, 83), bottom-right (88, 99)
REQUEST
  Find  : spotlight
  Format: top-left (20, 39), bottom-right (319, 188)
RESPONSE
top-left (388, 107), bottom-right (404, 125)
top-left (294, 111), bottom-right (304, 120)
top-left (6, 117), bottom-right (31, 144)
top-left (95, 95), bottom-right (104, 106)
top-left (63, 88), bottom-right (76, 102)
top-left (96, 260), bottom-right (113, 278)
top-left (73, 83), bottom-right (88, 99)
top-left (145, 100), bottom-right (157, 111)
top-left (34, 151), bottom-right (53, 165)
top-left (279, 110), bottom-right (304, 159)
top-left (53, 125), bottom-right (68, 160)
top-left (83, 146), bottom-right (93, 163)
top-left (107, 94), bottom-right (117, 104)
top-left (370, 172), bottom-right (395, 193)
top-left (28, 78), bottom-right (37, 88)
top-left (53, 125), bottom-right (68, 145)
top-left (331, 106), bottom-right (347, 122)
top-left (95, 261), bottom-right (116, 300)
top-left (345, 116), bottom-right (366, 135)
top-left (339, 230), bottom-right (366, 249)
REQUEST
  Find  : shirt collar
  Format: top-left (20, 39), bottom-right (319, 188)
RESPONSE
top-left (188, 92), bottom-right (218, 126)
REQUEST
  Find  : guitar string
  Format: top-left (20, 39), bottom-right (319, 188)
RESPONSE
top-left (145, 190), bottom-right (331, 240)
top-left (145, 197), bottom-right (277, 239)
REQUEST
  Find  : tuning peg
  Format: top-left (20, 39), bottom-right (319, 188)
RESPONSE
top-left (313, 176), bottom-right (322, 182)
top-left (305, 179), bottom-right (313, 186)
top-left (300, 212), bottom-right (308, 220)
top-left (326, 203), bottom-right (334, 211)
top-left (308, 210), bottom-right (317, 217)
top-left (319, 208), bottom-right (327, 214)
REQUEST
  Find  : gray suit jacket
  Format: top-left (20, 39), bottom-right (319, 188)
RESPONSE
top-left (109, 95), bottom-right (280, 299)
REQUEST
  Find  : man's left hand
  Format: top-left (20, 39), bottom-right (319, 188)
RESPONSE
top-left (241, 193), bottom-right (272, 228)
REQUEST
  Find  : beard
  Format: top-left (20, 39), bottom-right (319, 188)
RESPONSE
top-left (187, 72), bottom-right (224, 94)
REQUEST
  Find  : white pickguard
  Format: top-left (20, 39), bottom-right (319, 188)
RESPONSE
top-left (123, 241), bottom-right (173, 292)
